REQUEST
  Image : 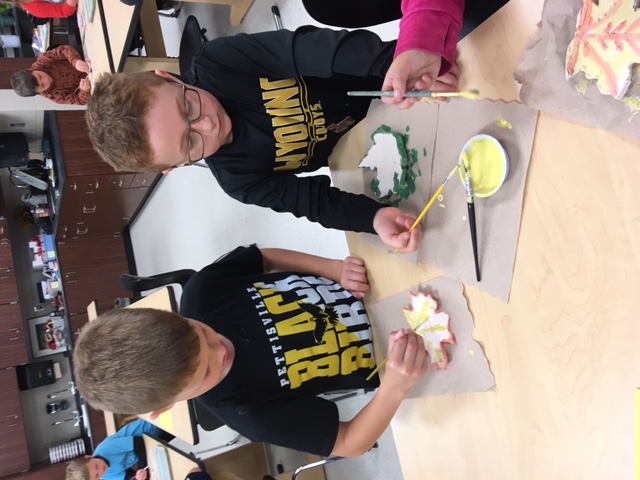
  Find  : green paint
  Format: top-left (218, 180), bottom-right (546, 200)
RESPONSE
top-left (405, 125), bottom-right (410, 132)
top-left (423, 147), bottom-right (427, 157)
top-left (370, 127), bottom-right (420, 207)
top-left (622, 97), bottom-right (640, 110)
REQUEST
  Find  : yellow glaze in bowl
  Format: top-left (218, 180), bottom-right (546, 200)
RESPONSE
top-left (458, 134), bottom-right (509, 197)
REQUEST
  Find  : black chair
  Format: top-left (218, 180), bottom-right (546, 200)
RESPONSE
top-left (179, 15), bottom-right (208, 80)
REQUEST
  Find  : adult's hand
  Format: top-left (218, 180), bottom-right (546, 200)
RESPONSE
top-left (373, 207), bottom-right (422, 253)
top-left (381, 50), bottom-right (459, 110)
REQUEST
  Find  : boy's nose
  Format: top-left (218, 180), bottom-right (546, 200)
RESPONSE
top-left (190, 115), bottom-right (215, 135)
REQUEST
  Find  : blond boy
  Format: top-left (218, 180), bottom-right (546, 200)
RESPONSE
top-left (75, 245), bottom-right (428, 457)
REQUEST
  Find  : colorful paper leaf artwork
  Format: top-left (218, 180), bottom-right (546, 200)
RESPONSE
top-left (566, 0), bottom-right (640, 99)
top-left (402, 291), bottom-right (456, 369)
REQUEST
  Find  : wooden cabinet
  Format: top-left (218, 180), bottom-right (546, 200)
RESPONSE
top-left (0, 368), bottom-right (30, 477)
top-left (53, 111), bottom-right (157, 244)
top-left (4, 462), bottom-right (68, 480)
top-left (0, 304), bottom-right (28, 368)
top-left (56, 236), bottom-right (131, 316)
top-left (0, 219), bottom-right (19, 306)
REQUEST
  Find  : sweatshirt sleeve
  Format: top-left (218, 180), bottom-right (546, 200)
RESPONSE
top-left (207, 164), bottom-right (385, 234)
top-left (198, 26), bottom-right (395, 80)
top-left (22, 1), bottom-right (77, 19)
top-left (40, 88), bottom-right (91, 106)
top-left (395, 0), bottom-right (465, 75)
top-left (47, 45), bottom-right (82, 67)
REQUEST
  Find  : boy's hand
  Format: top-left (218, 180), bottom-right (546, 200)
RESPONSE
top-left (74, 60), bottom-right (91, 73)
top-left (373, 207), bottom-right (422, 253)
top-left (381, 50), bottom-right (459, 110)
top-left (135, 469), bottom-right (148, 480)
top-left (79, 78), bottom-right (91, 92)
top-left (383, 329), bottom-right (429, 394)
top-left (338, 257), bottom-right (369, 299)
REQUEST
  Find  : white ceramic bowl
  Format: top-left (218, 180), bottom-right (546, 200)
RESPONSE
top-left (458, 134), bottom-right (509, 198)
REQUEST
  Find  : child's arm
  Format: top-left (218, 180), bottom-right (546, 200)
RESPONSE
top-left (260, 248), bottom-right (369, 299)
top-left (330, 329), bottom-right (429, 457)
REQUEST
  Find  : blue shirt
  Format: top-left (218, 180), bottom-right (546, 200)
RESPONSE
top-left (93, 419), bottom-right (161, 480)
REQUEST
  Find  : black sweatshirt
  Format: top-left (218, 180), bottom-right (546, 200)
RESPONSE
top-left (189, 26), bottom-right (395, 233)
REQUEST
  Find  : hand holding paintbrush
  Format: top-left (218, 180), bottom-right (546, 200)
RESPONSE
top-left (394, 164), bottom-right (460, 253)
top-left (366, 329), bottom-right (428, 385)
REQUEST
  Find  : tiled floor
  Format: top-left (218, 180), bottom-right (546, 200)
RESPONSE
top-left (130, 1), bottom-right (404, 478)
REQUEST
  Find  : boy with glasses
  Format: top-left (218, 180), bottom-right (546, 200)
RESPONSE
top-left (86, 8), bottom-right (464, 252)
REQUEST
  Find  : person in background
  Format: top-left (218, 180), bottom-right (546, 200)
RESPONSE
top-left (65, 418), bottom-right (160, 480)
top-left (1, 0), bottom-right (77, 18)
top-left (11, 45), bottom-right (91, 105)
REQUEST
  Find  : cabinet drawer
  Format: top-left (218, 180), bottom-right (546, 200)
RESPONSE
top-left (0, 421), bottom-right (30, 476)
top-left (130, 173), bottom-right (158, 189)
top-left (0, 273), bottom-right (19, 305)
top-left (0, 329), bottom-right (28, 368)
top-left (0, 240), bottom-right (15, 270)
top-left (107, 174), bottom-right (135, 190)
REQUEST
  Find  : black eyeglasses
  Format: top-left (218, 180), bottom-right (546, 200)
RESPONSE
top-left (166, 79), bottom-right (206, 166)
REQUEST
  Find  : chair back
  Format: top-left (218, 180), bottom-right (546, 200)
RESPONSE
top-left (179, 15), bottom-right (208, 80)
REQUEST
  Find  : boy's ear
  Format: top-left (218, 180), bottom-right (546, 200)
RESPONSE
top-left (154, 69), bottom-right (181, 83)
top-left (149, 403), bottom-right (175, 420)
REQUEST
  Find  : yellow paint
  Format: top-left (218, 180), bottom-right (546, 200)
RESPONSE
top-left (459, 138), bottom-right (507, 197)
top-left (158, 411), bottom-right (173, 431)
top-left (496, 115), bottom-right (513, 130)
top-left (622, 96), bottom-right (640, 110)
top-left (469, 350), bottom-right (475, 355)
top-left (575, 79), bottom-right (591, 94)
top-left (437, 194), bottom-right (444, 202)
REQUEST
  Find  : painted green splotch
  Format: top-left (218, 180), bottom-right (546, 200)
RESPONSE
top-left (367, 125), bottom-right (420, 207)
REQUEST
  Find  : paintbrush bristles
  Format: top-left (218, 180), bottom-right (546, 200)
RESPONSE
top-left (431, 89), bottom-right (480, 100)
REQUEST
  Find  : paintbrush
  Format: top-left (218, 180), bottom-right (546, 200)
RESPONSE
top-left (347, 89), bottom-right (480, 100)
top-left (394, 164), bottom-right (460, 253)
top-left (460, 153), bottom-right (481, 281)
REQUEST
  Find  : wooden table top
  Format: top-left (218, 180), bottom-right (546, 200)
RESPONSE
top-left (144, 433), bottom-right (202, 480)
top-left (328, 0), bottom-right (639, 478)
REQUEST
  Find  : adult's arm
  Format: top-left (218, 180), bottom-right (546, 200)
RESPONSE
top-left (22, 0), bottom-right (77, 19)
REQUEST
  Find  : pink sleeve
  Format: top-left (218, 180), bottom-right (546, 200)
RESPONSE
top-left (395, 0), bottom-right (465, 76)
top-left (22, 1), bottom-right (77, 19)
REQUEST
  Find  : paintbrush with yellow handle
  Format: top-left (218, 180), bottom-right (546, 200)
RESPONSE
top-left (394, 164), bottom-right (460, 253)
top-left (347, 89), bottom-right (480, 100)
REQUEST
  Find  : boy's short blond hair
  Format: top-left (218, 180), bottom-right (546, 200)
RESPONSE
top-left (74, 308), bottom-right (201, 414)
top-left (86, 71), bottom-right (166, 173)
top-left (66, 457), bottom-right (90, 480)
